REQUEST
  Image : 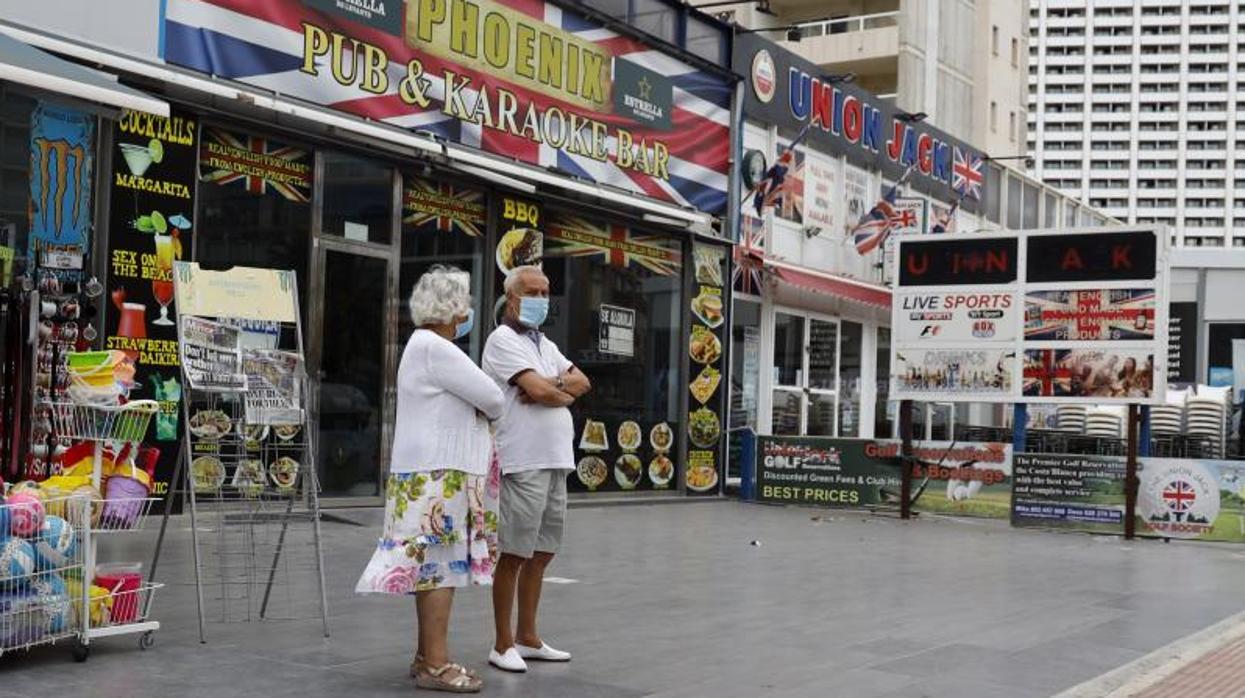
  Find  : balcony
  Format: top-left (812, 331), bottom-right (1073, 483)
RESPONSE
top-left (779, 10), bottom-right (899, 90)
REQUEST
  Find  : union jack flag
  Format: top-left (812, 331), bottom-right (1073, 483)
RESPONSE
top-left (852, 167), bottom-right (914, 255)
top-left (1162, 480), bottom-right (1196, 513)
top-left (733, 214), bottom-right (766, 295)
top-left (544, 216), bottom-right (681, 276)
top-left (198, 127), bottom-right (311, 203)
top-left (403, 180), bottom-right (487, 237)
top-left (952, 148), bottom-right (984, 200)
top-left (166, 0), bottom-right (732, 216)
top-left (751, 123), bottom-right (812, 218)
top-left (931, 194), bottom-right (964, 233)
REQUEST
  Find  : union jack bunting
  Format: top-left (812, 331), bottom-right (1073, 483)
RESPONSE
top-left (198, 127), bottom-right (312, 203)
top-left (952, 148), bottom-right (984, 200)
top-left (544, 216), bottom-right (682, 276)
top-left (403, 180), bottom-right (487, 237)
top-left (852, 167), bottom-right (914, 255)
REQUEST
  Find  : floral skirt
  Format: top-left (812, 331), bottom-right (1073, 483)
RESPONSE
top-left (355, 459), bottom-right (500, 594)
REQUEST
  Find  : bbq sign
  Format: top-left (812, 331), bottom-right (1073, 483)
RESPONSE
top-left (892, 227), bottom-right (1170, 404)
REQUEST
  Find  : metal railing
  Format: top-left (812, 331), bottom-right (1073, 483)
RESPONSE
top-left (787, 10), bottom-right (899, 41)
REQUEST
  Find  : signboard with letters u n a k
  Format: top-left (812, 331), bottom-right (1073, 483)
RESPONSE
top-left (890, 227), bottom-right (1170, 405)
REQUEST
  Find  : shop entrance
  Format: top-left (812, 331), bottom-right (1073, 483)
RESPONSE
top-left (770, 308), bottom-right (865, 438)
top-left (310, 240), bottom-right (393, 500)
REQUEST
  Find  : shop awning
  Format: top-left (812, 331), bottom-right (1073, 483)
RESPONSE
top-left (0, 31), bottom-right (168, 116)
top-left (766, 260), bottom-right (892, 310)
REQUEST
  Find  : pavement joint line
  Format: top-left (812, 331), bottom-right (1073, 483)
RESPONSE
top-left (1054, 608), bottom-right (1245, 698)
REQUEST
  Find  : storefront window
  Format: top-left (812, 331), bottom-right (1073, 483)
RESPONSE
top-left (773, 312), bottom-right (804, 386)
top-left (398, 174), bottom-right (486, 356)
top-left (875, 326), bottom-right (893, 438)
top-left (0, 86), bottom-right (37, 275)
top-left (196, 125), bottom-right (312, 308)
top-left (771, 389), bottom-right (801, 435)
top-left (1007, 175), bottom-right (1023, 229)
top-left (808, 319), bottom-right (837, 390)
top-left (1208, 324), bottom-right (1245, 388)
top-left (838, 321), bottom-right (863, 437)
top-left (540, 212), bottom-right (684, 493)
top-left (807, 393), bottom-right (836, 436)
top-left (321, 151), bottom-right (393, 244)
top-left (728, 298), bottom-right (761, 482)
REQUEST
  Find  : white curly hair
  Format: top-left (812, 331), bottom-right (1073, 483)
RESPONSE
top-left (409, 265), bottom-right (472, 326)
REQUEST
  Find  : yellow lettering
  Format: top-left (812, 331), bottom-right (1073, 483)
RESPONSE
top-left (482, 11), bottom-right (509, 69)
top-left (450, 0), bottom-right (479, 57)
top-left (580, 50), bottom-right (606, 103)
top-left (301, 23), bottom-right (330, 76)
top-left (616, 129), bottom-right (634, 169)
top-left (591, 121), bottom-right (609, 161)
top-left (329, 33), bottom-right (360, 85)
top-left (515, 23), bottom-right (536, 79)
top-left (653, 141), bottom-right (670, 180)
top-left (416, 0), bottom-right (447, 42)
top-left (537, 33), bottom-right (562, 88)
top-left (566, 44), bottom-right (580, 96)
top-left (496, 88), bottom-right (521, 135)
top-left (543, 107), bottom-right (567, 149)
top-left (360, 43), bottom-right (390, 94)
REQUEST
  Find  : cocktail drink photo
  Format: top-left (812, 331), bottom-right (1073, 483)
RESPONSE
top-left (152, 233), bottom-right (175, 325)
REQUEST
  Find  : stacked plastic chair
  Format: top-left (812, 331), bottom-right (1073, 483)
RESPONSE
top-left (1187, 385), bottom-right (1231, 458)
top-left (1055, 405), bottom-right (1088, 433)
top-left (1085, 406), bottom-right (1127, 438)
top-left (1150, 388), bottom-right (1187, 438)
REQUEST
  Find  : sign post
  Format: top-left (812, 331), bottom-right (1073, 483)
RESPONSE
top-left (1125, 404), bottom-right (1140, 539)
top-left (899, 399), bottom-right (913, 519)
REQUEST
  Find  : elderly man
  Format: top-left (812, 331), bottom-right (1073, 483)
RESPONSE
top-left (483, 265), bottom-right (591, 673)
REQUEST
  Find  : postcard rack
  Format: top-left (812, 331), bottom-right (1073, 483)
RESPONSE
top-left (149, 264), bottom-right (328, 642)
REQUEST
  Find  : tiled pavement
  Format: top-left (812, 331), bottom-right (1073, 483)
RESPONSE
top-left (1, 500), bottom-right (1243, 697)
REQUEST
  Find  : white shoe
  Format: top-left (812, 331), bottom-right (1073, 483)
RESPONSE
top-left (488, 647), bottom-right (528, 673)
top-left (516, 641), bottom-right (571, 662)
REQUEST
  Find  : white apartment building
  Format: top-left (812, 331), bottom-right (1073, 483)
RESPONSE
top-left (1027, 0), bottom-right (1245, 247)
top-left (711, 0), bottom-right (1030, 156)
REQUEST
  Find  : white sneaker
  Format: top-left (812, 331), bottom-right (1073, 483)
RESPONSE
top-left (516, 641), bottom-right (572, 662)
top-left (488, 647), bottom-right (528, 673)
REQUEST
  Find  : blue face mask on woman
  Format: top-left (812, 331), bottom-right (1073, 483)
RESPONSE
top-left (518, 297), bottom-right (549, 328)
top-left (453, 309), bottom-right (475, 339)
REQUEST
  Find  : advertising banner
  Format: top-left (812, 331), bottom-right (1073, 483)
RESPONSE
top-left (891, 227), bottom-right (1169, 404)
top-left (1011, 454), bottom-right (1127, 535)
top-left (900, 441), bottom-right (1012, 519)
top-left (888, 198), bottom-right (928, 237)
top-left (893, 349), bottom-right (1018, 398)
top-left (165, 0), bottom-right (732, 216)
top-left (894, 290), bottom-right (1018, 343)
top-left (29, 103), bottom-right (95, 282)
top-left (773, 148), bottom-right (805, 224)
top-left (1024, 289), bottom-right (1157, 341)
top-left (105, 108), bottom-right (198, 500)
top-left (685, 243), bottom-right (728, 496)
top-left (802, 151), bottom-right (836, 232)
top-left (179, 316), bottom-right (245, 392)
top-left (1137, 458), bottom-right (1245, 543)
top-left (756, 436), bottom-right (901, 508)
top-left (1022, 349), bottom-right (1155, 399)
top-left (842, 164), bottom-right (871, 239)
top-left (172, 262), bottom-right (299, 323)
top-left (199, 127), bottom-right (312, 203)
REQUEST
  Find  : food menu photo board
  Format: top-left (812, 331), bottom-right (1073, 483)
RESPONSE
top-left (104, 108), bottom-right (198, 498)
top-left (891, 227), bottom-right (1170, 404)
top-left (686, 243), bottom-right (727, 496)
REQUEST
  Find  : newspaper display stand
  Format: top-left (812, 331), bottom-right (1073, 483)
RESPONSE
top-left (151, 263), bottom-right (329, 642)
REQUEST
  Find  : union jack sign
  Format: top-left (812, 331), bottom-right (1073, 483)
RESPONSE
top-left (198, 128), bottom-right (311, 203)
top-left (402, 179), bottom-right (486, 237)
top-left (544, 216), bottom-right (682, 276)
top-left (952, 149), bottom-right (983, 200)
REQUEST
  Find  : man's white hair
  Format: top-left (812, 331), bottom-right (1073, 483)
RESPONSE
top-left (503, 264), bottom-right (545, 295)
top-left (409, 265), bottom-right (472, 326)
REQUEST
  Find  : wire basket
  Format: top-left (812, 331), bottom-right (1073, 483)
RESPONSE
top-left (47, 400), bottom-right (159, 443)
top-left (91, 582), bottom-right (162, 630)
top-left (0, 496), bottom-right (87, 655)
top-left (94, 497), bottom-right (160, 533)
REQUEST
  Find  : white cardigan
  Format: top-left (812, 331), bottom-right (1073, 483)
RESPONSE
top-left (389, 330), bottom-right (505, 475)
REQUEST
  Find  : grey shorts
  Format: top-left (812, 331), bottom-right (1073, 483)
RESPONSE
top-left (499, 469), bottom-right (567, 559)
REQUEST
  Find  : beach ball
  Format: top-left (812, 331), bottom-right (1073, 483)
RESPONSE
top-left (7, 493), bottom-right (44, 538)
top-left (30, 573), bottom-right (69, 633)
top-left (34, 516), bottom-right (76, 571)
top-left (8, 481), bottom-right (42, 500)
top-left (0, 537), bottom-right (36, 582)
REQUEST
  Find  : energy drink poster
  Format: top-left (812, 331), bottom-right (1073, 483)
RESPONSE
top-left (29, 103), bottom-right (95, 282)
top-left (105, 108), bottom-right (198, 500)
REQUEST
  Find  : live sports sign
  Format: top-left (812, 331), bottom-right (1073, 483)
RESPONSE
top-left (891, 227), bottom-right (1170, 405)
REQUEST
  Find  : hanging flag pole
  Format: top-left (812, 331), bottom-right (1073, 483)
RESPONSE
top-left (746, 122), bottom-right (814, 218)
top-left (850, 165), bottom-right (916, 255)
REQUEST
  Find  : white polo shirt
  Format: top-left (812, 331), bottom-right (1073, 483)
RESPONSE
top-left (483, 324), bottom-right (576, 474)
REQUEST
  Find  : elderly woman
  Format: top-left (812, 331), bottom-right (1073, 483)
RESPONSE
top-left (356, 266), bottom-right (504, 693)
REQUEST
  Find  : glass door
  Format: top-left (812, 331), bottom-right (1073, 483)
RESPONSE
top-left (308, 151), bottom-right (398, 500)
top-left (312, 242), bottom-right (393, 498)
top-left (770, 310), bottom-right (843, 437)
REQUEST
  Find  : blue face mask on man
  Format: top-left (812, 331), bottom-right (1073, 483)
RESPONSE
top-left (453, 309), bottom-right (475, 340)
top-left (517, 297), bottom-right (549, 328)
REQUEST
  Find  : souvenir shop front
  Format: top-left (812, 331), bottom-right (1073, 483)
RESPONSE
top-left (2, 0), bottom-right (738, 504)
